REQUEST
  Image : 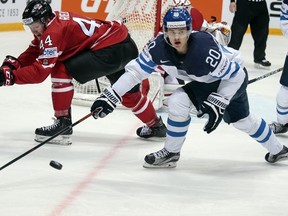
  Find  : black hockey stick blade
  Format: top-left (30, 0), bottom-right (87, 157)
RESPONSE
top-left (0, 112), bottom-right (93, 171)
top-left (248, 67), bottom-right (283, 84)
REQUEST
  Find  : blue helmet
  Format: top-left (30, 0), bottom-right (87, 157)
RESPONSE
top-left (163, 7), bottom-right (192, 32)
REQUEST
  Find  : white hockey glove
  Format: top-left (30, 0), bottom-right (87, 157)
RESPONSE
top-left (90, 86), bottom-right (122, 119)
top-left (203, 22), bottom-right (231, 46)
top-left (197, 92), bottom-right (229, 134)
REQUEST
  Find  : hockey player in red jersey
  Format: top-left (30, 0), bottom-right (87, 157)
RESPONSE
top-left (0, 0), bottom-right (166, 145)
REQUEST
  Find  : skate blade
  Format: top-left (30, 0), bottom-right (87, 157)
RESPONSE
top-left (143, 162), bottom-right (177, 168)
top-left (34, 135), bottom-right (72, 145)
top-left (254, 63), bottom-right (270, 70)
top-left (138, 137), bottom-right (166, 142)
top-left (273, 153), bottom-right (288, 163)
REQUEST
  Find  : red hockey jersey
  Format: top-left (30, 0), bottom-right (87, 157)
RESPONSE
top-left (15, 11), bottom-right (128, 84)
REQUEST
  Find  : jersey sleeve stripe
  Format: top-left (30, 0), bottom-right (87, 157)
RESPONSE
top-left (139, 53), bottom-right (157, 68)
top-left (135, 58), bottom-right (155, 74)
top-left (229, 63), bottom-right (240, 78)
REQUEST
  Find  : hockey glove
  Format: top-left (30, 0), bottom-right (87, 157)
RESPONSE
top-left (0, 66), bottom-right (15, 86)
top-left (1, 55), bottom-right (21, 70)
top-left (197, 92), bottom-right (229, 134)
top-left (90, 86), bottom-right (122, 119)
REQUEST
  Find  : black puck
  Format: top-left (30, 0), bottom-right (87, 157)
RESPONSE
top-left (49, 160), bottom-right (63, 170)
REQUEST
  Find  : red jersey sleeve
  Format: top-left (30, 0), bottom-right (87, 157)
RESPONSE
top-left (13, 36), bottom-right (51, 84)
top-left (13, 62), bottom-right (51, 84)
top-left (13, 32), bottom-right (55, 84)
top-left (17, 36), bottom-right (40, 67)
top-left (13, 11), bottom-right (129, 85)
top-left (35, 12), bottom-right (128, 67)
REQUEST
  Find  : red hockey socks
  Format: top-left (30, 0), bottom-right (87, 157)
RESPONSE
top-left (122, 91), bottom-right (159, 127)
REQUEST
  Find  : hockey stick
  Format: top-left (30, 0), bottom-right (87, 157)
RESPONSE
top-left (156, 67), bottom-right (283, 115)
top-left (0, 112), bottom-right (93, 171)
top-left (248, 67), bottom-right (283, 84)
top-left (95, 79), bottom-right (101, 93)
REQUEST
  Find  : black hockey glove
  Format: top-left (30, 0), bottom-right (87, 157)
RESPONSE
top-left (1, 55), bottom-right (21, 70)
top-left (0, 66), bottom-right (15, 86)
top-left (197, 92), bottom-right (229, 134)
top-left (90, 87), bottom-right (122, 119)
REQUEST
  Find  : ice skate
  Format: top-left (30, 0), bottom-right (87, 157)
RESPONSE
top-left (143, 148), bottom-right (180, 168)
top-left (265, 145), bottom-right (288, 163)
top-left (136, 116), bottom-right (167, 138)
top-left (34, 116), bottom-right (73, 145)
top-left (254, 59), bottom-right (271, 70)
top-left (269, 122), bottom-right (288, 134)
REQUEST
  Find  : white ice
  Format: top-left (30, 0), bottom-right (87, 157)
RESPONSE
top-left (0, 31), bottom-right (287, 216)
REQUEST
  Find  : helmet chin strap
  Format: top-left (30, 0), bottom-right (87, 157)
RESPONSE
top-left (164, 35), bottom-right (173, 47)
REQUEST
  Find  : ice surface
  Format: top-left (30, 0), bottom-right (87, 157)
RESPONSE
top-left (0, 31), bottom-right (287, 216)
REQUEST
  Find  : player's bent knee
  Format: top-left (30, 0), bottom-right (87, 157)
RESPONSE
top-left (122, 91), bottom-right (142, 108)
top-left (232, 114), bottom-right (261, 134)
top-left (168, 88), bottom-right (192, 118)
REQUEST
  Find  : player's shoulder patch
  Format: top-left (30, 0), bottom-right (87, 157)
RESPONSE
top-left (57, 11), bottom-right (70, 21)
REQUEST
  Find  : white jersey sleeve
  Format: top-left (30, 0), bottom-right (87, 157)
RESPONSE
top-left (210, 44), bottom-right (246, 100)
top-left (219, 44), bottom-right (244, 68)
top-left (200, 21), bottom-right (231, 46)
top-left (281, 1), bottom-right (288, 38)
top-left (112, 59), bottom-right (150, 96)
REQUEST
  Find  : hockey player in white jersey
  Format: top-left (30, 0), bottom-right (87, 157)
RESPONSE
top-left (150, 0), bottom-right (232, 109)
top-left (90, 7), bottom-right (288, 167)
top-left (269, 0), bottom-right (288, 134)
